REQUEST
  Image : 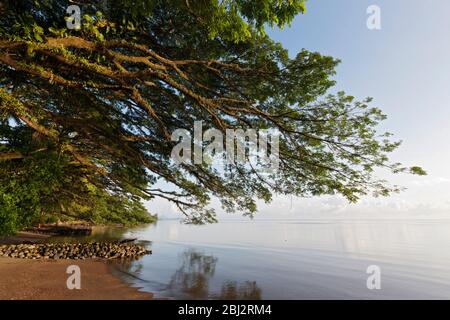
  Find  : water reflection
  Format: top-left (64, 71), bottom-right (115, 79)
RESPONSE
top-left (45, 219), bottom-right (450, 299)
top-left (218, 281), bottom-right (261, 300)
top-left (161, 249), bottom-right (261, 299)
top-left (168, 250), bottom-right (217, 299)
top-left (112, 246), bottom-right (262, 299)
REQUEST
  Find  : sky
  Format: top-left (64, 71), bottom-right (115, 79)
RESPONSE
top-left (150, 0), bottom-right (450, 220)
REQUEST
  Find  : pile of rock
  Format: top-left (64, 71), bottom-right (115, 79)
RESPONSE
top-left (0, 242), bottom-right (151, 260)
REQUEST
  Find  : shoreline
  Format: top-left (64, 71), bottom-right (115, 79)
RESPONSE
top-left (0, 231), bottom-right (52, 244)
top-left (0, 257), bottom-right (153, 300)
top-left (0, 231), bottom-right (153, 300)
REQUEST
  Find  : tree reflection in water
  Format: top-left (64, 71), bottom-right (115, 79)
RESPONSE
top-left (168, 249), bottom-right (262, 300)
top-left (217, 280), bottom-right (261, 300)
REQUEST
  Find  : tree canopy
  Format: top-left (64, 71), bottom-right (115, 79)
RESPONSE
top-left (0, 0), bottom-right (425, 234)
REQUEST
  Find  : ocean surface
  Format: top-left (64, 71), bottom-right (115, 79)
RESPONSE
top-left (59, 218), bottom-right (450, 299)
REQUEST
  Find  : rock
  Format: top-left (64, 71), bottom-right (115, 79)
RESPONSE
top-left (0, 241), bottom-right (151, 260)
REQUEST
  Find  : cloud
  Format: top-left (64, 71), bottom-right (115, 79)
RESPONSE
top-left (410, 177), bottom-right (450, 187)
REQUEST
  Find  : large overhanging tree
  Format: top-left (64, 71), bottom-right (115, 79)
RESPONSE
top-left (0, 0), bottom-right (425, 233)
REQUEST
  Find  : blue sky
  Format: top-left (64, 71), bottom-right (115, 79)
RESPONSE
top-left (267, 0), bottom-right (450, 170)
top-left (152, 0), bottom-right (450, 219)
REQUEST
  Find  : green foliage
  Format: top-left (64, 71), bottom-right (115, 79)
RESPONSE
top-left (0, 0), bottom-right (425, 232)
top-left (0, 147), bottom-right (155, 234)
top-left (1, 0), bottom-right (306, 43)
top-left (67, 189), bottom-right (157, 226)
top-left (0, 153), bottom-right (61, 235)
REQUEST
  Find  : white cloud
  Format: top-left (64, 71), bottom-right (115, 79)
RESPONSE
top-left (410, 177), bottom-right (450, 187)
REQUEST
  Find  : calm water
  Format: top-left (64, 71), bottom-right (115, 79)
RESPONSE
top-left (65, 218), bottom-right (450, 299)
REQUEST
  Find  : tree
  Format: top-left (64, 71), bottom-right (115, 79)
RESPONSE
top-left (0, 0), bottom-right (425, 232)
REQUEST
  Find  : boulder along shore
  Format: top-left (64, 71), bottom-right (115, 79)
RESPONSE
top-left (0, 242), bottom-right (151, 260)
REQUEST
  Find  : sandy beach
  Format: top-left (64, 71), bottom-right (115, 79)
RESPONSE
top-left (0, 231), bottom-right (153, 300)
top-left (0, 257), bottom-right (152, 300)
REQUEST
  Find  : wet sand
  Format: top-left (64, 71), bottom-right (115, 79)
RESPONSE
top-left (0, 257), bottom-right (153, 300)
top-left (0, 231), bottom-right (152, 300)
